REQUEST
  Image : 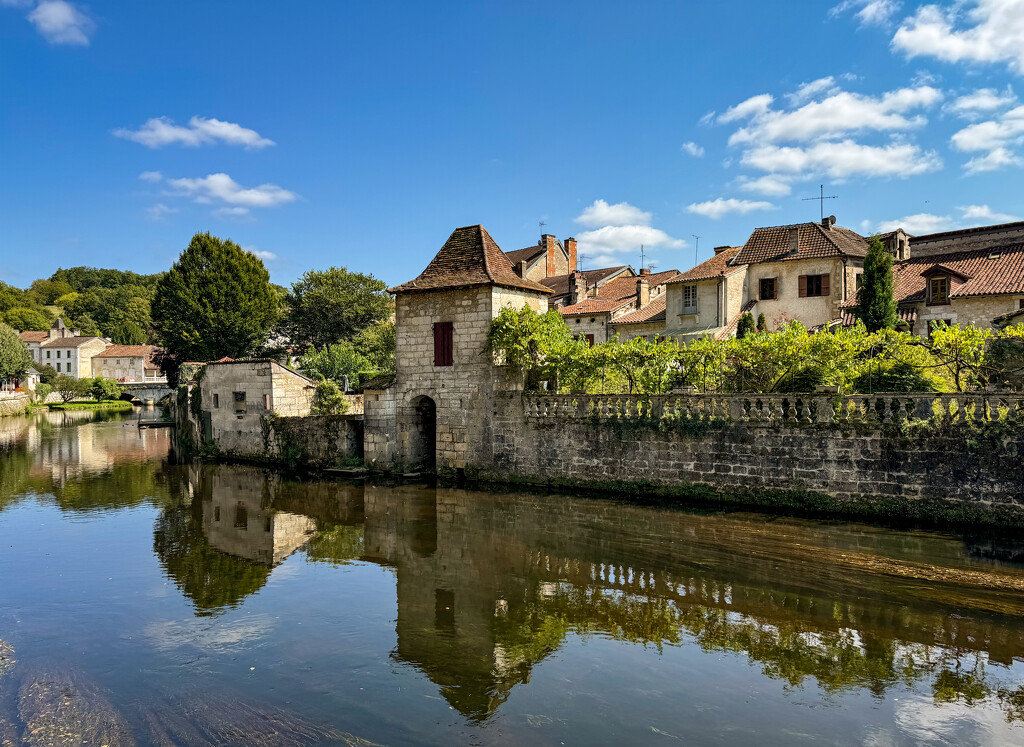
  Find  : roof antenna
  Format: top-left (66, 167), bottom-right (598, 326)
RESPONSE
top-left (639, 244), bottom-right (645, 273)
top-left (577, 253), bottom-right (588, 272)
top-left (539, 220), bottom-right (547, 233)
top-left (802, 184), bottom-right (838, 221)
top-left (692, 234), bottom-right (702, 267)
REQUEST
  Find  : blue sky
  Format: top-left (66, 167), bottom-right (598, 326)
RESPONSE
top-left (3, 0), bottom-right (1024, 288)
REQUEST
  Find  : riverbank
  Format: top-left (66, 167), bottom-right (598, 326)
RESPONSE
top-left (48, 400), bottom-right (134, 412)
top-left (0, 392), bottom-right (29, 417)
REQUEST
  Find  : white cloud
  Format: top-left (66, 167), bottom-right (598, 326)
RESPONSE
top-left (961, 203), bottom-right (1019, 222)
top-left (718, 94), bottom-right (774, 124)
top-left (213, 206), bottom-right (252, 218)
top-left (726, 86), bottom-right (942, 146)
top-left (734, 174), bottom-right (793, 196)
top-left (27, 0), bottom-right (93, 45)
top-left (893, 0), bottom-right (1024, 74)
top-left (244, 246), bottom-right (277, 261)
top-left (167, 173), bottom-right (296, 207)
top-left (786, 76), bottom-right (841, 106)
top-left (681, 141), bottom-right (705, 157)
top-left (741, 140), bottom-right (942, 178)
top-left (114, 116), bottom-right (275, 149)
top-left (575, 199), bottom-right (651, 228)
top-left (138, 170), bottom-right (163, 183)
top-left (950, 87), bottom-right (1016, 116)
top-left (576, 225), bottom-right (686, 255)
top-left (950, 104), bottom-right (1024, 170)
top-left (831, 0), bottom-right (901, 26)
top-left (964, 146), bottom-right (1024, 172)
top-left (145, 203), bottom-right (177, 221)
top-left (877, 212), bottom-right (956, 234)
top-left (685, 198), bottom-right (776, 220)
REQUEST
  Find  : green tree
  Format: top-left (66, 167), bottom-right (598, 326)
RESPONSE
top-left (736, 312), bottom-right (755, 339)
top-left (353, 319), bottom-right (396, 374)
top-left (111, 320), bottom-right (147, 345)
top-left (299, 343), bottom-right (370, 385)
top-left (281, 267), bottom-right (390, 349)
top-left (855, 237), bottom-right (898, 332)
top-left (152, 233), bottom-right (279, 377)
top-left (91, 377), bottom-right (123, 401)
top-left (756, 313), bottom-right (767, 333)
top-left (36, 364), bottom-right (57, 385)
top-left (0, 322), bottom-right (32, 381)
top-left (4, 307), bottom-right (50, 331)
top-left (311, 379), bottom-right (350, 415)
top-left (53, 374), bottom-right (90, 403)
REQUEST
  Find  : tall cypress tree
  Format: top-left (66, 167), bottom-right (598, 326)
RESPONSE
top-left (855, 237), bottom-right (898, 332)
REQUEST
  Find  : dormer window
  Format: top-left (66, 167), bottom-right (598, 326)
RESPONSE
top-left (929, 277), bottom-right (950, 305)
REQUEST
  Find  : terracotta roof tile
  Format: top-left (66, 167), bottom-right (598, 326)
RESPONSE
top-left (540, 266), bottom-right (630, 299)
top-left (732, 223), bottom-right (869, 266)
top-left (94, 345), bottom-right (162, 366)
top-left (389, 225), bottom-right (552, 295)
top-left (18, 331), bottom-right (48, 342)
top-left (40, 336), bottom-right (105, 348)
top-left (667, 247), bottom-right (746, 283)
top-left (504, 245), bottom-right (545, 266)
top-left (610, 295), bottom-right (667, 325)
top-left (891, 243), bottom-right (1024, 302)
top-left (595, 270), bottom-right (681, 303)
top-left (716, 300), bottom-right (758, 340)
top-left (558, 298), bottom-right (629, 316)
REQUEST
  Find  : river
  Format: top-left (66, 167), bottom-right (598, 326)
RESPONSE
top-left (2, 410), bottom-right (1024, 745)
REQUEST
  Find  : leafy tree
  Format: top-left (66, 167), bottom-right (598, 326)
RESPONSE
top-left (353, 319), bottom-right (396, 374)
top-left (311, 379), bottom-right (350, 415)
top-left (736, 312), bottom-right (755, 339)
top-left (299, 343), bottom-right (370, 386)
top-left (756, 313), bottom-right (767, 333)
top-left (111, 320), bottom-right (147, 345)
top-left (0, 322), bottom-right (32, 381)
top-left (855, 237), bottom-right (898, 332)
top-left (29, 278), bottom-right (74, 305)
top-left (928, 322), bottom-right (991, 392)
top-left (36, 364), bottom-right (57, 385)
top-left (91, 377), bottom-right (123, 401)
top-left (67, 313), bottom-right (101, 337)
top-left (281, 267), bottom-right (390, 349)
top-left (4, 307), bottom-right (50, 331)
top-left (53, 374), bottom-right (90, 403)
top-left (152, 233), bottom-right (279, 378)
top-left (34, 383), bottom-right (52, 402)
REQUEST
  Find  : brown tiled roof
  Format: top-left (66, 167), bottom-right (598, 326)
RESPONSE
top-left (558, 298), bottom-right (628, 316)
top-left (841, 306), bottom-right (918, 326)
top-left (40, 336), bottom-right (105, 348)
top-left (389, 225), bottom-right (551, 295)
top-left (540, 266), bottom-right (630, 299)
top-left (610, 295), bottom-right (667, 325)
top-left (504, 245), bottom-right (545, 266)
top-left (668, 247), bottom-right (746, 283)
top-left (19, 331), bottom-right (48, 342)
top-left (716, 300), bottom-right (758, 339)
top-left (891, 243), bottom-right (1024, 302)
top-left (94, 345), bottom-right (161, 363)
top-left (732, 223), bottom-right (869, 266)
top-left (596, 270), bottom-right (681, 303)
top-left (912, 220), bottom-right (1024, 244)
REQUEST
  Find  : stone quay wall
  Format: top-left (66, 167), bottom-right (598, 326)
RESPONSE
top-left (477, 392), bottom-right (1024, 525)
top-left (264, 414), bottom-right (364, 468)
top-left (0, 393), bottom-right (28, 417)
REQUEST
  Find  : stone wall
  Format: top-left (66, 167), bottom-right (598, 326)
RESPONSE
top-left (0, 393), bottom-right (28, 417)
top-left (911, 224), bottom-right (1024, 259)
top-left (262, 414), bottom-right (363, 468)
top-left (745, 257), bottom-right (852, 329)
top-left (910, 294), bottom-right (1024, 337)
top-left (563, 312), bottom-right (609, 343)
top-left (474, 392), bottom-right (1024, 525)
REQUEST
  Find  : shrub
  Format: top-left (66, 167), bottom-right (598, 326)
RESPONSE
top-left (34, 383), bottom-right (52, 402)
top-left (91, 377), bottom-right (124, 401)
top-left (311, 379), bottom-right (349, 415)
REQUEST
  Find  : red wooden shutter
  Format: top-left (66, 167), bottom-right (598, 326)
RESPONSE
top-left (585, 334), bottom-right (595, 347)
top-left (434, 322), bottom-right (453, 366)
top-left (798, 275), bottom-right (807, 297)
top-left (820, 273), bottom-right (830, 296)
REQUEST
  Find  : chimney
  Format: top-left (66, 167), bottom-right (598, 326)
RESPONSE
top-left (713, 245), bottom-right (731, 254)
top-left (542, 234), bottom-right (558, 276)
top-left (516, 259), bottom-right (528, 278)
top-left (789, 226), bottom-right (800, 255)
top-left (636, 277), bottom-right (650, 307)
top-left (821, 215), bottom-right (836, 230)
top-left (565, 237), bottom-right (578, 273)
top-left (639, 268), bottom-right (651, 276)
top-left (569, 270), bottom-right (588, 305)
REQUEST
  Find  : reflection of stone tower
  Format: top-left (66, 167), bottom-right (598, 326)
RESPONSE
top-left (363, 226), bottom-right (550, 474)
top-left (361, 485), bottom-right (542, 720)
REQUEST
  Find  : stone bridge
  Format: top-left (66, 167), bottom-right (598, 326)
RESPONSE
top-left (120, 382), bottom-right (173, 404)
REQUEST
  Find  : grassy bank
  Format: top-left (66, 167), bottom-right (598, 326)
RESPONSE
top-left (49, 400), bottom-right (134, 412)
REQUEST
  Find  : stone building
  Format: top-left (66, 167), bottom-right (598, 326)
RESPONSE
top-left (91, 344), bottom-right (166, 383)
top-left (197, 359), bottom-right (317, 457)
top-left (363, 225), bottom-right (551, 473)
top-left (558, 269), bottom-right (681, 343)
top-left (504, 233), bottom-right (577, 284)
top-left (658, 246), bottom-right (750, 341)
top-left (19, 317), bottom-right (109, 377)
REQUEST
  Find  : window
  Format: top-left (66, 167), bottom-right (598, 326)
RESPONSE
top-left (1018, 299), bottom-right (1024, 310)
top-left (56, 363), bottom-right (61, 372)
top-left (56, 351), bottom-right (61, 359)
top-left (234, 503), bottom-right (248, 529)
top-left (433, 321), bottom-right (453, 366)
top-left (45, 351), bottom-right (50, 359)
top-left (759, 278), bottom-right (777, 300)
top-left (585, 334), bottom-right (595, 347)
top-left (233, 391), bottom-right (247, 414)
top-left (214, 506), bottom-right (221, 522)
top-left (798, 274), bottom-right (830, 298)
top-left (929, 277), bottom-right (949, 305)
top-left (681, 284), bottom-right (698, 314)
top-left (213, 393), bottom-right (219, 409)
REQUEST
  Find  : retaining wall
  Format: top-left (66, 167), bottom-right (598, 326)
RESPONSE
top-left (0, 393), bottom-right (28, 417)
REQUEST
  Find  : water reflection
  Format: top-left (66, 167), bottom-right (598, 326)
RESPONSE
top-left (153, 465), bottom-right (1024, 724)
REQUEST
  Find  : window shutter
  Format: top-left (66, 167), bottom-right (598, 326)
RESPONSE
top-left (821, 273), bottom-right (830, 296)
top-left (433, 323), bottom-right (443, 366)
top-left (434, 322), bottom-right (454, 366)
top-left (798, 275), bottom-right (807, 297)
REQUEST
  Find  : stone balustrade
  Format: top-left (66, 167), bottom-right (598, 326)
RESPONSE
top-left (523, 392), bottom-right (1024, 425)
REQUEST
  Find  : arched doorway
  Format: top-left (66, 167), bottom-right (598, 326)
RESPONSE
top-left (410, 395), bottom-right (436, 473)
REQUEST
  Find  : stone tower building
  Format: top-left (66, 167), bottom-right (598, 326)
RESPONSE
top-left (363, 225), bottom-right (550, 473)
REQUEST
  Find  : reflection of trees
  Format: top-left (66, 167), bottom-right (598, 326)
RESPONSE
top-left (153, 500), bottom-right (271, 617)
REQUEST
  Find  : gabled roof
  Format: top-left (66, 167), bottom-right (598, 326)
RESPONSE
top-left (610, 295), bottom-right (667, 325)
top-left (891, 243), bottom-right (1024, 302)
top-left (540, 266), bottom-right (631, 299)
top-left (558, 298), bottom-right (628, 316)
top-left (389, 225), bottom-right (551, 295)
top-left (504, 245), bottom-right (546, 266)
top-left (732, 222), bottom-right (869, 266)
top-left (93, 345), bottom-right (161, 364)
top-left (920, 263), bottom-right (970, 280)
top-left (596, 270), bottom-right (681, 303)
top-left (19, 331), bottom-right (48, 342)
top-left (40, 336), bottom-right (105, 348)
top-left (668, 247), bottom-right (746, 283)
